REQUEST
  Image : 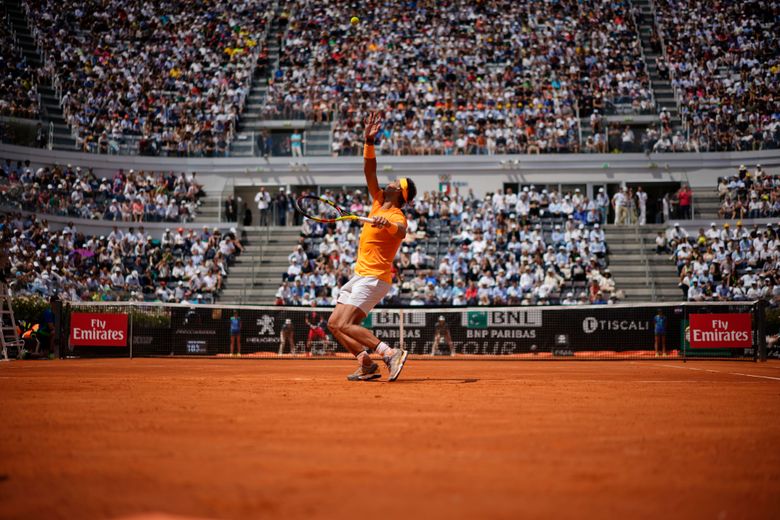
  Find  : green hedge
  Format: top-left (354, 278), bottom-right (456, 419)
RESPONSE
top-left (11, 297), bottom-right (171, 329)
top-left (12, 295), bottom-right (50, 325)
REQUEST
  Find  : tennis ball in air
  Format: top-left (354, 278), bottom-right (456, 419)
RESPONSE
top-left (350, 16), bottom-right (360, 26)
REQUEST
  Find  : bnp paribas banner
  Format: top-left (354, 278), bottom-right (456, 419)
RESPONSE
top-left (364, 306), bottom-right (684, 356)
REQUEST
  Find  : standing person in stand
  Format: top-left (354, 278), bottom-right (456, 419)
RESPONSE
top-left (636, 186), bottom-right (648, 225)
top-left (327, 112), bottom-right (417, 382)
top-left (612, 187), bottom-right (628, 225)
top-left (254, 187), bottom-right (271, 226)
top-left (676, 184), bottom-right (693, 219)
top-left (224, 195), bottom-right (237, 222)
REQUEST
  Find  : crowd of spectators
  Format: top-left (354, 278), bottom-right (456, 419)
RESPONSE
top-left (0, 32), bottom-right (39, 119)
top-left (269, 0), bottom-right (650, 156)
top-left (2, 213), bottom-right (243, 303)
top-left (22, 0), bottom-right (274, 156)
top-left (655, 0), bottom-right (780, 152)
top-left (1, 158), bottom-right (205, 222)
top-left (663, 220), bottom-right (780, 305)
top-left (717, 164), bottom-right (780, 219)
top-left (277, 187), bottom-right (619, 306)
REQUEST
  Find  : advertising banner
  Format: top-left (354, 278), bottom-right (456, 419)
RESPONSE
top-left (688, 313), bottom-right (752, 348)
top-left (69, 312), bottom-right (128, 347)
top-left (70, 303), bottom-right (756, 359)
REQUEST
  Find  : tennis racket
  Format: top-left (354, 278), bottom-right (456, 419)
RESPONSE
top-left (294, 195), bottom-right (375, 224)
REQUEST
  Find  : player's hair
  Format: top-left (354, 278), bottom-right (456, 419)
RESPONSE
top-left (404, 178), bottom-right (417, 205)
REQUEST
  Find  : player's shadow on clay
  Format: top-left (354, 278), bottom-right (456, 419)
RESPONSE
top-left (381, 378), bottom-right (479, 384)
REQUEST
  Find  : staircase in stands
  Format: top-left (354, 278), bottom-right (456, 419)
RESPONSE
top-left (220, 225), bottom-right (302, 304)
top-left (633, 0), bottom-right (682, 130)
top-left (4, 0), bottom-right (76, 150)
top-left (230, 4), bottom-right (332, 158)
top-left (605, 224), bottom-right (682, 302)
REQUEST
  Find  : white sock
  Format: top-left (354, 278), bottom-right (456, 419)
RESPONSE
top-left (375, 342), bottom-right (394, 357)
top-left (356, 351), bottom-right (372, 366)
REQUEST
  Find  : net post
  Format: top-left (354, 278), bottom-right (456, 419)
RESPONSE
top-left (129, 306), bottom-right (134, 360)
top-left (682, 302), bottom-right (687, 363)
top-left (756, 300), bottom-right (767, 363)
top-left (398, 308), bottom-right (405, 351)
top-left (52, 298), bottom-right (62, 360)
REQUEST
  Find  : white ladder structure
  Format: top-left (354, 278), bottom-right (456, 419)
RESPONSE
top-left (0, 284), bottom-right (24, 361)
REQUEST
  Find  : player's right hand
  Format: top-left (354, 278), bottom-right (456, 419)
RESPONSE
top-left (371, 215), bottom-right (390, 228)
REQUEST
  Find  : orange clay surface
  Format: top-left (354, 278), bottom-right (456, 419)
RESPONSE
top-left (1, 359), bottom-right (779, 520)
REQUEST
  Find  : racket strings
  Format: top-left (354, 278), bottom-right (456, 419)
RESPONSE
top-left (299, 196), bottom-right (343, 221)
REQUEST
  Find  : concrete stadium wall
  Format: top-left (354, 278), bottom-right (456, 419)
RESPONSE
top-left (3, 143), bottom-right (780, 198)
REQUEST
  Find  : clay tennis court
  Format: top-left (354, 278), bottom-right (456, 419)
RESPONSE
top-left (1, 359), bottom-right (779, 520)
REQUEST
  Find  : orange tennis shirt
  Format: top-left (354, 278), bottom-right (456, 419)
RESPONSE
top-left (354, 194), bottom-right (406, 284)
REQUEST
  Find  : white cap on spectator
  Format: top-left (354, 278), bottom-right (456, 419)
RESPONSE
top-left (594, 223), bottom-right (600, 228)
top-left (674, 223), bottom-right (680, 227)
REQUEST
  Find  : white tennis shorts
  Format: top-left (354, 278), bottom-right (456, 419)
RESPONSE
top-left (337, 275), bottom-right (391, 314)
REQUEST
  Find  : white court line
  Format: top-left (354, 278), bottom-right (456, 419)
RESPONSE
top-left (652, 363), bottom-right (780, 382)
top-left (729, 372), bottom-right (780, 381)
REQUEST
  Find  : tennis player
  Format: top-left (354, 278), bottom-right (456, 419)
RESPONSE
top-left (327, 112), bottom-right (417, 381)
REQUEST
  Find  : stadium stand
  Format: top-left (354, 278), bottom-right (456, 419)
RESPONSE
top-left (267, 0), bottom-right (649, 156)
top-left (0, 31), bottom-right (39, 119)
top-left (717, 164), bottom-right (780, 219)
top-left (21, 0), bottom-right (274, 155)
top-left (662, 163), bottom-right (780, 305)
top-left (5, 0), bottom-right (776, 157)
top-left (666, 220), bottom-right (780, 304)
top-left (278, 187), bottom-right (618, 306)
top-left (2, 212), bottom-right (243, 303)
top-left (0, 158), bottom-right (205, 222)
top-left (655, 0), bottom-right (780, 152)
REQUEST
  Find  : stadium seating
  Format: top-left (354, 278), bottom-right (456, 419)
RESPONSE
top-left (264, 0), bottom-right (649, 156)
top-left (0, 159), bottom-right (205, 222)
top-left (278, 188), bottom-right (618, 306)
top-left (7, 0), bottom-right (778, 156)
top-left (663, 164), bottom-right (780, 304)
top-left (655, 0), bottom-right (780, 152)
top-left (2, 212), bottom-right (243, 303)
top-left (0, 32), bottom-right (39, 119)
top-left (717, 164), bottom-right (780, 219)
top-left (21, 0), bottom-right (274, 155)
